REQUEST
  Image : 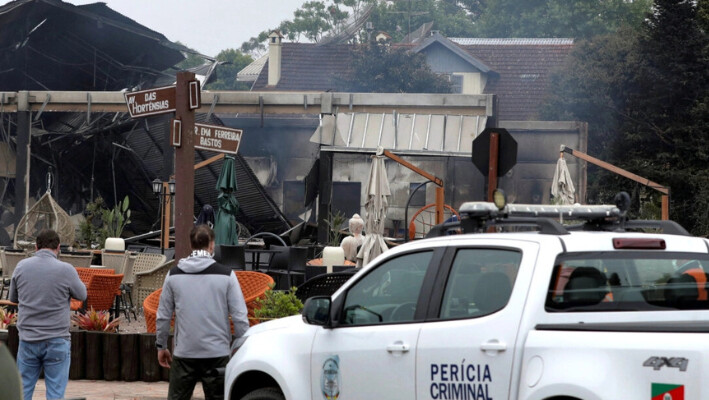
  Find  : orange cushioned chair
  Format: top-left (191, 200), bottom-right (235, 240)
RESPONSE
top-left (84, 274), bottom-right (124, 312)
top-left (71, 267), bottom-right (117, 311)
top-left (143, 288), bottom-right (162, 334)
top-left (143, 271), bottom-right (275, 333)
top-left (235, 271), bottom-right (275, 326)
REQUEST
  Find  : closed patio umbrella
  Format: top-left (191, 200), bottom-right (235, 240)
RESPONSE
top-left (551, 156), bottom-right (575, 205)
top-left (214, 156), bottom-right (239, 246)
top-left (356, 149), bottom-right (391, 268)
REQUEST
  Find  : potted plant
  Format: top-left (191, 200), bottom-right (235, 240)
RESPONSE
top-left (101, 195), bottom-right (131, 244)
top-left (78, 197), bottom-right (106, 249)
top-left (71, 308), bottom-right (122, 380)
top-left (78, 195), bottom-right (131, 249)
top-left (252, 284), bottom-right (304, 323)
top-left (0, 306), bottom-right (17, 344)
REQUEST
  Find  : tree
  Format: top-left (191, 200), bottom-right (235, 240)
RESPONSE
top-left (367, 0), bottom-right (475, 42)
top-left (174, 42), bottom-right (205, 70)
top-left (240, 0), bottom-right (477, 54)
top-left (543, 0), bottom-right (709, 234)
top-left (204, 49), bottom-right (254, 91)
top-left (615, 0), bottom-right (709, 233)
top-left (541, 28), bottom-right (643, 157)
top-left (472, 0), bottom-right (652, 39)
top-left (341, 41), bottom-right (452, 93)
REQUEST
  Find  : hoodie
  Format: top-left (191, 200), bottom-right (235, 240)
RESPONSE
top-left (156, 253), bottom-right (249, 358)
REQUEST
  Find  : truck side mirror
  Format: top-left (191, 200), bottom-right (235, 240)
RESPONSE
top-left (302, 296), bottom-right (332, 327)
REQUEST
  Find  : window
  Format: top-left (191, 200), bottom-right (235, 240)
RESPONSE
top-left (450, 74), bottom-right (463, 93)
top-left (546, 252), bottom-right (709, 311)
top-left (341, 251), bottom-right (433, 325)
top-left (439, 249), bottom-right (521, 319)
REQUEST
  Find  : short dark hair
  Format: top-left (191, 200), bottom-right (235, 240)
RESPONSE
top-left (190, 224), bottom-right (215, 250)
top-left (36, 229), bottom-right (60, 250)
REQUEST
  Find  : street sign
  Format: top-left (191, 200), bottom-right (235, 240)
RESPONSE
top-left (472, 128), bottom-right (518, 177)
top-left (124, 86), bottom-right (176, 118)
top-left (193, 123), bottom-right (242, 154)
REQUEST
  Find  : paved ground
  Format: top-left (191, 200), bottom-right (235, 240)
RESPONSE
top-left (32, 378), bottom-right (205, 399)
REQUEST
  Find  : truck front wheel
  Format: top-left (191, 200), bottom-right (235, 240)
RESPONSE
top-left (240, 387), bottom-right (285, 400)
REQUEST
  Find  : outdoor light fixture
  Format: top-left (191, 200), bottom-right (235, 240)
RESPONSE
top-left (168, 179), bottom-right (176, 196)
top-left (151, 178), bottom-right (162, 195)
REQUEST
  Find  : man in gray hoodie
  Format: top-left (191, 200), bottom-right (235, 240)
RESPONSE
top-left (10, 229), bottom-right (87, 400)
top-left (156, 224), bottom-right (249, 400)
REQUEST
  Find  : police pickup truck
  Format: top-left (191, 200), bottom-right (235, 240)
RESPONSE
top-left (226, 193), bottom-right (709, 400)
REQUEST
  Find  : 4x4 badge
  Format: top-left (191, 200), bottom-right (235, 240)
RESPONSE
top-left (643, 357), bottom-right (688, 372)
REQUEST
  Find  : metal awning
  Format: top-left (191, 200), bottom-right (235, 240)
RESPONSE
top-left (310, 112), bottom-right (487, 155)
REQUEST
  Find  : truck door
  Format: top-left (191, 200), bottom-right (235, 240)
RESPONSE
top-left (416, 242), bottom-right (539, 400)
top-left (311, 250), bottom-right (435, 399)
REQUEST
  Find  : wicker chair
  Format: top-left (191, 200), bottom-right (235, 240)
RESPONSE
top-left (143, 288), bottom-right (162, 334)
top-left (117, 254), bottom-right (138, 320)
top-left (1, 250), bottom-right (27, 299)
top-left (235, 271), bottom-right (274, 326)
top-left (133, 259), bottom-right (175, 312)
top-left (71, 267), bottom-right (116, 311)
top-left (58, 252), bottom-right (93, 268)
top-left (129, 253), bottom-right (166, 284)
top-left (100, 250), bottom-right (129, 273)
top-left (85, 274), bottom-right (124, 313)
top-left (143, 271), bottom-right (274, 332)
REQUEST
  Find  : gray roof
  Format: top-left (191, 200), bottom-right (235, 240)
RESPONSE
top-left (237, 54), bottom-right (268, 83)
top-left (450, 38), bottom-right (574, 46)
top-left (412, 32), bottom-right (493, 73)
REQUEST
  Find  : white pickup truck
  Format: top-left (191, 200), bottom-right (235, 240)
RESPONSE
top-left (226, 197), bottom-right (709, 400)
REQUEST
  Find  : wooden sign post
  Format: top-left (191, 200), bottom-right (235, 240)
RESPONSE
top-left (173, 72), bottom-right (199, 260)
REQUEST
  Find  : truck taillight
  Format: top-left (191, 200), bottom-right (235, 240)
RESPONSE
top-left (613, 238), bottom-right (666, 249)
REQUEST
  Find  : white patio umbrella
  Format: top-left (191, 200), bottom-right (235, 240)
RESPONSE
top-left (551, 156), bottom-right (576, 205)
top-left (356, 148), bottom-right (391, 268)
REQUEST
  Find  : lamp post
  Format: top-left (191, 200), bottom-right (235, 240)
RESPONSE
top-left (152, 178), bottom-right (175, 254)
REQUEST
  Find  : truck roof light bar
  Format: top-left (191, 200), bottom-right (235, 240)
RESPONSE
top-left (425, 197), bottom-right (692, 238)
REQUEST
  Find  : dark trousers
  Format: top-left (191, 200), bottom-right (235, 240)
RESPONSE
top-left (168, 355), bottom-right (229, 400)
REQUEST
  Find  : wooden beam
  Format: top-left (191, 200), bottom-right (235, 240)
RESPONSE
top-left (193, 153), bottom-right (225, 170)
top-left (562, 146), bottom-right (669, 195)
top-left (561, 145), bottom-right (670, 220)
top-left (383, 150), bottom-right (443, 187)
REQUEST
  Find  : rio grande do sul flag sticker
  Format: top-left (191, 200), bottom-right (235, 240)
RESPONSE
top-left (652, 383), bottom-right (684, 400)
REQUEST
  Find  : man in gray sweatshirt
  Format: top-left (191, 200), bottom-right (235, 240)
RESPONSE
top-left (10, 229), bottom-right (87, 400)
top-left (156, 224), bottom-right (249, 400)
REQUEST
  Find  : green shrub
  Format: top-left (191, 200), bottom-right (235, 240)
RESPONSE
top-left (253, 284), bottom-right (303, 322)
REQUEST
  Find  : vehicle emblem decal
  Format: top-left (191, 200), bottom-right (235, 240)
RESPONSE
top-left (651, 383), bottom-right (684, 400)
top-left (643, 357), bottom-right (688, 372)
top-left (321, 355), bottom-right (341, 400)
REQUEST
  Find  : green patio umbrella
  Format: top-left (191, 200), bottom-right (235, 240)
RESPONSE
top-left (214, 156), bottom-right (239, 246)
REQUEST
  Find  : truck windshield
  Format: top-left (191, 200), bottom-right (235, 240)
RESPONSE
top-left (546, 251), bottom-right (709, 311)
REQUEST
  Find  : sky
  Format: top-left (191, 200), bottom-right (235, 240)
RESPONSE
top-left (66, 0), bottom-right (305, 57)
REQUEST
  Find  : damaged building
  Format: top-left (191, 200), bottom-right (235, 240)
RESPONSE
top-left (232, 30), bottom-right (587, 241)
top-left (0, 0), bottom-right (290, 247)
top-left (0, 1), bottom-right (588, 249)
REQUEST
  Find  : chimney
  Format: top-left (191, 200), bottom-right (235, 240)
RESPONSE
top-left (268, 31), bottom-right (283, 86)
